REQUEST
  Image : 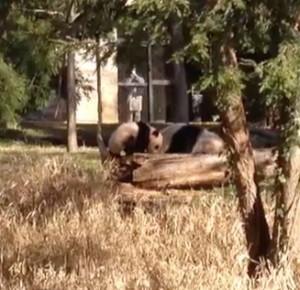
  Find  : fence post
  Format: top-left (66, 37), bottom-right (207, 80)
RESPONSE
top-left (147, 42), bottom-right (154, 122)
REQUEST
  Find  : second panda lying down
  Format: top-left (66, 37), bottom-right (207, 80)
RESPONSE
top-left (160, 123), bottom-right (224, 155)
top-left (107, 121), bottom-right (224, 157)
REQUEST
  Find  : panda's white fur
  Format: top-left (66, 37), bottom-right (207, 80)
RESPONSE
top-left (108, 121), bottom-right (163, 157)
top-left (161, 123), bottom-right (224, 155)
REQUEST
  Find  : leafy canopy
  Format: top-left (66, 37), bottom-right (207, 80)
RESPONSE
top-left (0, 55), bottom-right (27, 124)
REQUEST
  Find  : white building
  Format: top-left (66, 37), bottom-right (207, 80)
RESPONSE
top-left (41, 47), bottom-right (119, 124)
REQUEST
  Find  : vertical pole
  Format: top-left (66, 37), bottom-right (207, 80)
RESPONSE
top-left (95, 35), bottom-right (109, 161)
top-left (147, 42), bottom-right (154, 122)
top-left (66, 2), bottom-right (78, 152)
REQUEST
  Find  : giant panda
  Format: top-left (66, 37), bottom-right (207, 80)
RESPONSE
top-left (108, 121), bottom-right (163, 157)
top-left (160, 123), bottom-right (224, 155)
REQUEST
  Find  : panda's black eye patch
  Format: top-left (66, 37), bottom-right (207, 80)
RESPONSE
top-left (152, 130), bottom-right (159, 137)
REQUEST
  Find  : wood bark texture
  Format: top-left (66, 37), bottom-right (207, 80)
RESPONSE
top-left (117, 149), bottom-right (277, 190)
top-left (66, 3), bottom-right (78, 152)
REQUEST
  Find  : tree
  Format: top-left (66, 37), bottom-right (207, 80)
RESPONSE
top-left (127, 0), bottom-right (270, 277)
top-left (128, 0), bottom-right (300, 278)
top-left (191, 3), bottom-right (271, 276)
top-left (66, 2), bottom-right (78, 152)
top-left (0, 0), bottom-right (124, 144)
top-left (8, 0), bottom-right (125, 152)
top-left (167, 15), bottom-right (189, 122)
top-left (95, 36), bottom-right (110, 161)
top-left (0, 55), bottom-right (27, 125)
top-left (0, 0), bottom-right (62, 124)
top-left (2, 8), bottom-right (61, 113)
top-left (259, 41), bottom-right (300, 265)
top-left (71, 0), bottom-right (127, 159)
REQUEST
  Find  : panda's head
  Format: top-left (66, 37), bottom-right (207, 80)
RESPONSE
top-left (147, 126), bottom-right (163, 153)
top-left (135, 122), bottom-right (163, 154)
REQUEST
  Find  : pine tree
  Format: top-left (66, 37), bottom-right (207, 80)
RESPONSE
top-left (128, 0), bottom-right (300, 277)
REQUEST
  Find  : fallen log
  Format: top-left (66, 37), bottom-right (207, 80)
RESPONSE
top-left (129, 149), bottom-right (277, 190)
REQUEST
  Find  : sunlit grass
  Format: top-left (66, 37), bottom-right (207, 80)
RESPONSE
top-left (0, 142), bottom-right (298, 289)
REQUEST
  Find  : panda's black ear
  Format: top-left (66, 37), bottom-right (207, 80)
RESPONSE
top-left (152, 130), bottom-right (160, 137)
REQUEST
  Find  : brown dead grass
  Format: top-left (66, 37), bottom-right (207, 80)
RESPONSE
top-left (0, 143), bottom-right (299, 289)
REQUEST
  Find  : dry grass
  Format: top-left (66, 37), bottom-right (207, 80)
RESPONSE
top-left (0, 142), bottom-right (299, 290)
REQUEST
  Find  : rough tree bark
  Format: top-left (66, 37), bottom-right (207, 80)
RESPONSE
top-left (218, 46), bottom-right (271, 277)
top-left (66, 49), bottom-right (78, 152)
top-left (128, 149), bottom-right (276, 190)
top-left (168, 15), bottom-right (189, 122)
top-left (66, 3), bottom-right (78, 152)
top-left (95, 36), bottom-right (109, 162)
top-left (270, 98), bottom-right (300, 265)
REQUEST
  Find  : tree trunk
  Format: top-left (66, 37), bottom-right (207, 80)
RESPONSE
top-left (66, 49), bottom-right (78, 152)
top-left (270, 98), bottom-right (300, 265)
top-left (95, 36), bottom-right (109, 162)
top-left (218, 46), bottom-right (271, 277)
top-left (168, 15), bottom-right (189, 122)
top-left (55, 55), bottom-right (66, 119)
top-left (66, 3), bottom-right (78, 153)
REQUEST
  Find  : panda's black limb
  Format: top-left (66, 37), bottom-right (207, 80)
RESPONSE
top-left (134, 121), bottom-right (151, 153)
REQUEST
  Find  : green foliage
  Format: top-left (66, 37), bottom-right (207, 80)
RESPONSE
top-left (0, 0), bottom-right (298, 126)
top-left (75, 0), bottom-right (127, 37)
top-left (0, 0), bottom-right (127, 120)
top-left (116, 0), bottom-right (189, 66)
top-left (2, 10), bottom-right (62, 112)
top-left (70, 0), bottom-right (128, 67)
top-left (127, 0), bottom-right (300, 119)
top-left (259, 41), bottom-right (300, 104)
top-left (215, 66), bottom-right (245, 110)
top-left (259, 40), bottom-right (300, 152)
top-left (0, 55), bottom-right (27, 124)
top-left (127, 0), bottom-right (277, 110)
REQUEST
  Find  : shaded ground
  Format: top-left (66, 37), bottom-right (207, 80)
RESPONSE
top-left (2, 119), bottom-right (275, 150)
top-left (0, 120), bottom-right (219, 147)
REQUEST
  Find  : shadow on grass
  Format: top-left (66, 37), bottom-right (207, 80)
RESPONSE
top-left (0, 127), bottom-right (67, 147)
top-left (0, 150), bottom-right (121, 287)
top-left (1, 231), bottom-right (112, 285)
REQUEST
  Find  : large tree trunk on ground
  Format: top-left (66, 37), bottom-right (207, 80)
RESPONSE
top-left (116, 149), bottom-right (276, 189)
top-left (126, 150), bottom-right (276, 189)
top-left (270, 99), bottom-right (300, 265)
top-left (168, 15), bottom-right (189, 122)
top-left (133, 154), bottom-right (230, 189)
top-left (217, 47), bottom-right (271, 277)
top-left (66, 3), bottom-right (78, 153)
top-left (95, 36), bottom-right (109, 162)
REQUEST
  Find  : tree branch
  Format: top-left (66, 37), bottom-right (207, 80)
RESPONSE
top-left (19, 8), bottom-right (64, 17)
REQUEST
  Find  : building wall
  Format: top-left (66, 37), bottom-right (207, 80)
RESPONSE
top-left (40, 47), bottom-right (119, 125)
top-left (75, 47), bottom-right (119, 124)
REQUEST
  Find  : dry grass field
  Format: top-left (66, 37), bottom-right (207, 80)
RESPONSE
top-left (0, 141), bottom-right (299, 289)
